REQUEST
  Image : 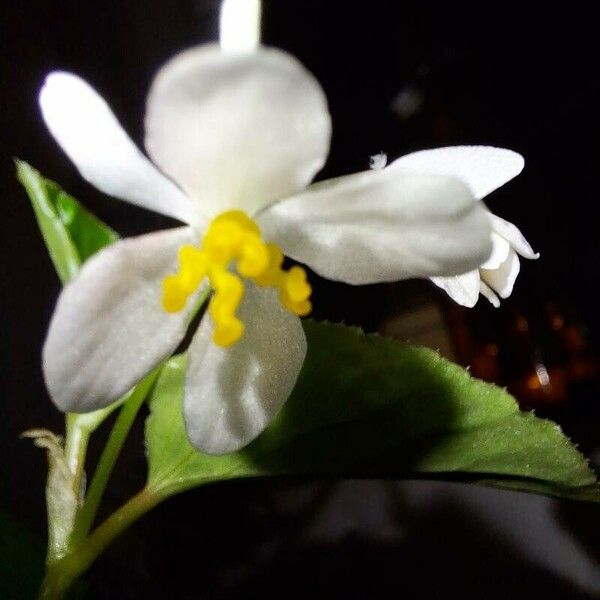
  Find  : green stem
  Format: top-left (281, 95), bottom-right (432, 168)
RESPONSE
top-left (64, 414), bottom-right (90, 500)
top-left (39, 487), bottom-right (163, 600)
top-left (71, 369), bottom-right (160, 544)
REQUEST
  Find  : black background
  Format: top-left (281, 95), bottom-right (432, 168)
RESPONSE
top-left (1, 1), bottom-right (599, 598)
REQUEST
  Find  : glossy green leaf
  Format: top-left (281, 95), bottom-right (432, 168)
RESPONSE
top-left (16, 159), bottom-right (118, 284)
top-left (145, 321), bottom-right (600, 502)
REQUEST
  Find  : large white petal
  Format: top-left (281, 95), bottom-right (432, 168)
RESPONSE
top-left (184, 282), bottom-right (306, 455)
top-left (257, 169), bottom-right (492, 285)
top-left (39, 72), bottom-right (199, 225)
top-left (431, 270), bottom-right (481, 308)
top-left (43, 227), bottom-right (201, 412)
top-left (144, 45), bottom-right (331, 216)
top-left (481, 248), bottom-right (521, 299)
top-left (488, 213), bottom-right (539, 259)
top-left (391, 146), bottom-right (524, 200)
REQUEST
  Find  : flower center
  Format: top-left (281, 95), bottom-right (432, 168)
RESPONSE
top-left (162, 210), bottom-right (312, 347)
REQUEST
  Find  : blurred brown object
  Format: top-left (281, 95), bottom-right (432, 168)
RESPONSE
top-left (544, 302), bottom-right (599, 385)
top-left (505, 310), bottom-right (569, 408)
top-left (444, 299), bottom-right (599, 411)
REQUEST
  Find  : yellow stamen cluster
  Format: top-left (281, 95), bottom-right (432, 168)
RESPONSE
top-left (162, 210), bottom-right (312, 347)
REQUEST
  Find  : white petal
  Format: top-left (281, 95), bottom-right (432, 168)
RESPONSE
top-left (481, 248), bottom-right (521, 299)
top-left (257, 170), bottom-right (492, 285)
top-left (431, 271), bottom-right (481, 308)
top-left (488, 212), bottom-right (539, 259)
top-left (219, 0), bottom-right (261, 53)
top-left (479, 281), bottom-right (501, 308)
top-left (43, 227), bottom-right (201, 412)
top-left (184, 282), bottom-right (306, 455)
top-left (144, 45), bottom-right (331, 216)
top-left (480, 232), bottom-right (510, 270)
top-left (39, 72), bottom-right (200, 226)
top-left (391, 146), bottom-right (524, 200)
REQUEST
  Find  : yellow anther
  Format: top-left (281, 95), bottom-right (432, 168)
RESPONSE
top-left (213, 317), bottom-right (245, 347)
top-left (281, 290), bottom-right (312, 317)
top-left (178, 245), bottom-right (208, 293)
top-left (161, 210), bottom-right (313, 347)
top-left (162, 275), bottom-right (188, 313)
top-left (213, 210), bottom-right (260, 235)
top-left (203, 221), bottom-right (243, 265)
top-left (210, 269), bottom-right (244, 318)
top-left (238, 236), bottom-right (269, 278)
top-left (255, 243), bottom-right (284, 287)
top-left (285, 266), bottom-right (312, 303)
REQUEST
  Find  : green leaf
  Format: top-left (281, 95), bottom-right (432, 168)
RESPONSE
top-left (145, 321), bottom-right (600, 503)
top-left (17, 160), bottom-right (121, 433)
top-left (16, 159), bottom-right (118, 284)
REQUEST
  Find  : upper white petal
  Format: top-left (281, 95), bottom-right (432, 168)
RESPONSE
top-left (258, 169), bottom-right (492, 285)
top-left (39, 72), bottom-right (200, 225)
top-left (488, 212), bottom-right (539, 260)
top-left (184, 282), bottom-right (306, 455)
top-left (219, 0), bottom-right (261, 53)
top-left (144, 45), bottom-right (331, 217)
top-left (481, 248), bottom-right (521, 299)
top-left (390, 146), bottom-right (524, 200)
top-left (431, 270), bottom-right (481, 308)
top-left (43, 227), bottom-right (201, 413)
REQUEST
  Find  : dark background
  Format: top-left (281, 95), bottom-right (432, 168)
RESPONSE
top-left (1, 1), bottom-right (599, 598)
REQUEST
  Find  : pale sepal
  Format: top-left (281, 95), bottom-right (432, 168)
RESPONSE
top-left (184, 283), bottom-right (306, 454)
top-left (481, 248), bottom-right (520, 299)
top-left (431, 270), bottom-right (481, 308)
top-left (43, 227), bottom-right (202, 413)
top-left (145, 45), bottom-right (331, 216)
top-left (39, 72), bottom-right (199, 225)
top-left (258, 169), bottom-right (491, 284)
top-left (391, 145), bottom-right (524, 200)
top-left (489, 212), bottom-right (539, 259)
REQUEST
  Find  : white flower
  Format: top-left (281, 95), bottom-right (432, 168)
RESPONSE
top-left (392, 145), bottom-right (539, 307)
top-left (39, 0), bottom-right (498, 455)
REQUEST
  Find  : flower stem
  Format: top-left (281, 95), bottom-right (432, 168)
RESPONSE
top-left (39, 487), bottom-right (163, 600)
top-left (64, 414), bottom-right (90, 500)
top-left (71, 370), bottom-right (159, 545)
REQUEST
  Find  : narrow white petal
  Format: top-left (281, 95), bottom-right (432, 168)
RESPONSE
top-left (39, 72), bottom-right (200, 225)
top-left (145, 45), bottom-right (331, 216)
top-left (481, 248), bottom-right (521, 299)
top-left (43, 227), bottom-right (201, 412)
top-left (184, 283), bottom-right (306, 455)
top-left (488, 212), bottom-right (539, 259)
top-left (480, 232), bottom-right (511, 270)
top-left (258, 169), bottom-right (492, 285)
top-left (220, 0), bottom-right (261, 53)
top-left (431, 271), bottom-right (481, 308)
top-left (391, 146), bottom-right (524, 200)
top-left (479, 280), bottom-right (501, 308)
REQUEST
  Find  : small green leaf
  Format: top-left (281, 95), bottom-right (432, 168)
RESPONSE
top-left (16, 159), bottom-right (118, 283)
top-left (145, 321), bottom-right (600, 502)
top-left (17, 160), bottom-right (121, 434)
